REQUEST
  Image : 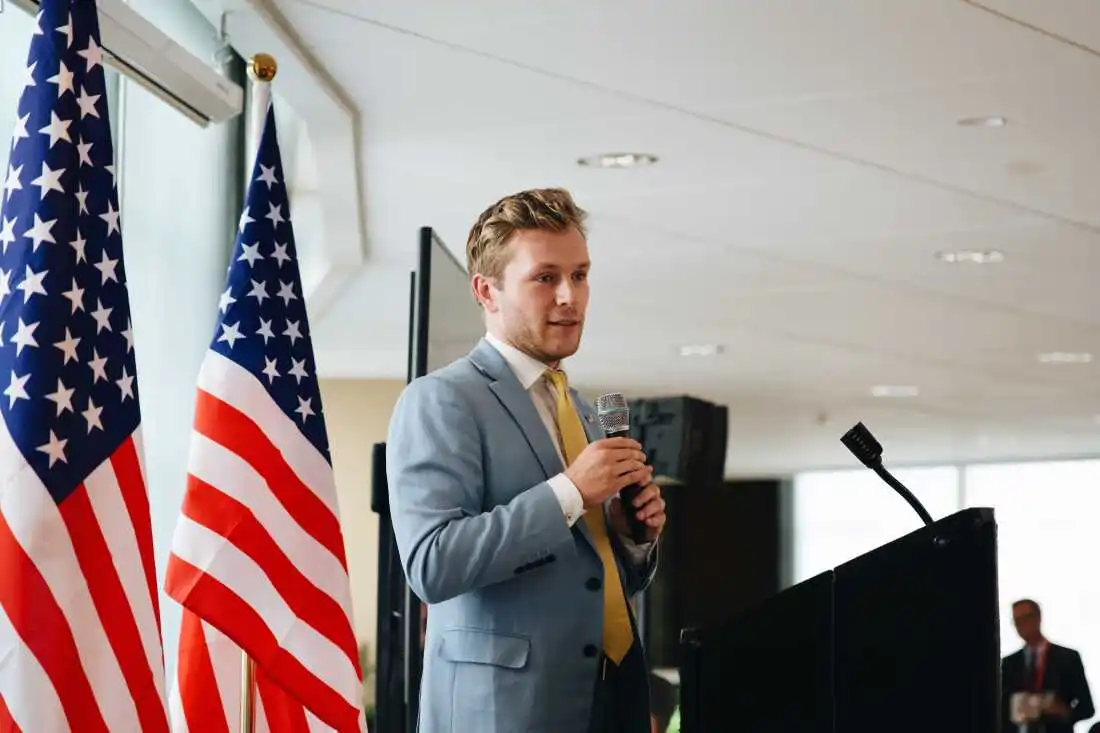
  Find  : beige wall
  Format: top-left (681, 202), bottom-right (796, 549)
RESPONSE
top-left (319, 377), bottom-right (406, 704)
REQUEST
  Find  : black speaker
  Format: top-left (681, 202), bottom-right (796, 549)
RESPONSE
top-left (642, 479), bottom-right (783, 670)
top-left (628, 396), bottom-right (728, 487)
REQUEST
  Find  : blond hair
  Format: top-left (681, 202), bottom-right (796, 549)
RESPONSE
top-left (466, 188), bottom-right (588, 285)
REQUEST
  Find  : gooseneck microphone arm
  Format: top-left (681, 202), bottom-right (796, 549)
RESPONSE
top-left (841, 422), bottom-right (934, 526)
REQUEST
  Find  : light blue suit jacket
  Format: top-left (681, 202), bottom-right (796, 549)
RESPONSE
top-left (386, 338), bottom-right (658, 733)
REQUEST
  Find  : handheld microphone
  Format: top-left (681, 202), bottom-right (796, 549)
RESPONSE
top-left (841, 421), bottom-right (934, 526)
top-left (596, 392), bottom-right (649, 543)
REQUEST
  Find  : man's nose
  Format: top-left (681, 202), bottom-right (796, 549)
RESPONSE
top-left (555, 280), bottom-right (576, 305)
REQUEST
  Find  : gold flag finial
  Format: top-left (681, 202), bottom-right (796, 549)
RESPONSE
top-left (248, 53), bottom-right (278, 82)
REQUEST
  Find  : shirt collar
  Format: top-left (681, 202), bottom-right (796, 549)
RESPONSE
top-left (1025, 640), bottom-right (1049, 658)
top-left (484, 332), bottom-right (554, 391)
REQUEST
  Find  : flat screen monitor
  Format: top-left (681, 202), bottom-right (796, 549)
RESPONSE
top-left (411, 227), bottom-right (485, 378)
top-left (396, 226), bottom-right (486, 733)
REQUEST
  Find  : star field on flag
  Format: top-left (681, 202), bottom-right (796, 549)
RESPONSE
top-left (0, 1), bottom-right (169, 731)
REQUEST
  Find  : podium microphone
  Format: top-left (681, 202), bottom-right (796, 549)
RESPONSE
top-left (596, 392), bottom-right (649, 543)
top-left (841, 422), bottom-right (934, 526)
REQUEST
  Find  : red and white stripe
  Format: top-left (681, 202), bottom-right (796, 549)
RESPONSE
top-left (168, 609), bottom-right (357, 733)
top-left (166, 351), bottom-right (364, 731)
top-left (0, 425), bottom-right (169, 733)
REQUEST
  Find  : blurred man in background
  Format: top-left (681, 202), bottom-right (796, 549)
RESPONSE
top-left (1001, 599), bottom-right (1094, 733)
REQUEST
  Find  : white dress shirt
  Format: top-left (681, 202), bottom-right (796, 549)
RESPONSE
top-left (1015, 641), bottom-right (1050, 732)
top-left (484, 333), bottom-right (654, 561)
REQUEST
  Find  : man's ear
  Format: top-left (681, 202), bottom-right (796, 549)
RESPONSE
top-left (471, 273), bottom-right (498, 313)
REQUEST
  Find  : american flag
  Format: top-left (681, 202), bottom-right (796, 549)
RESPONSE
top-left (0, 0), bottom-right (170, 731)
top-left (164, 102), bottom-right (365, 732)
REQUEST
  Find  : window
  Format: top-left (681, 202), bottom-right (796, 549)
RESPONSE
top-left (963, 459), bottom-right (1100, 725)
top-left (792, 466), bottom-right (961, 583)
top-left (792, 458), bottom-right (1100, 728)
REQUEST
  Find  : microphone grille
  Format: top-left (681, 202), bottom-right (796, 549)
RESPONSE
top-left (841, 422), bottom-right (883, 468)
top-left (595, 392), bottom-right (630, 433)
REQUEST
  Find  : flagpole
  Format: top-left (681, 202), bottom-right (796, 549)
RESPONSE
top-left (240, 653), bottom-right (256, 733)
top-left (247, 52), bottom-right (278, 173)
top-left (239, 55), bottom-right (277, 733)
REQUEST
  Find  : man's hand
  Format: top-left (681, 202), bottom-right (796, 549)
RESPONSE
top-left (1044, 697), bottom-right (1070, 720)
top-left (564, 437), bottom-right (651, 508)
top-left (609, 483), bottom-right (666, 543)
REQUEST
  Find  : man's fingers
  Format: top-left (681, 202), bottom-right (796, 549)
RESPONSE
top-left (598, 437), bottom-right (642, 452)
top-left (620, 466), bottom-right (652, 489)
top-left (612, 459), bottom-right (647, 478)
top-left (637, 497), bottom-right (665, 519)
top-left (631, 484), bottom-right (660, 507)
top-left (606, 448), bottom-right (646, 464)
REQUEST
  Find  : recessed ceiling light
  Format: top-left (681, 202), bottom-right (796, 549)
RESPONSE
top-left (678, 344), bottom-right (723, 357)
top-left (870, 385), bottom-right (920, 398)
top-left (1037, 351), bottom-right (1093, 364)
top-left (577, 152), bottom-right (658, 169)
top-left (957, 115), bottom-right (1007, 128)
top-left (936, 249), bottom-right (1005, 264)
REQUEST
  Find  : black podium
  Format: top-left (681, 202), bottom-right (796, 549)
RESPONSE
top-left (679, 507), bottom-right (1001, 733)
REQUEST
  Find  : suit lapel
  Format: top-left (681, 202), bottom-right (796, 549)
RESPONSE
top-left (574, 392), bottom-right (604, 444)
top-left (469, 340), bottom-right (563, 480)
top-left (469, 340), bottom-right (607, 556)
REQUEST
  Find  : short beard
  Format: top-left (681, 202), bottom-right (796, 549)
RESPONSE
top-left (510, 326), bottom-right (578, 366)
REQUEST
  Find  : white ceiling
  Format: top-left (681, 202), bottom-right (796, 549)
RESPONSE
top-left (239, 0), bottom-right (1100, 477)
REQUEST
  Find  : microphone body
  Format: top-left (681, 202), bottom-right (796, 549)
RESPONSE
top-left (596, 393), bottom-right (650, 544)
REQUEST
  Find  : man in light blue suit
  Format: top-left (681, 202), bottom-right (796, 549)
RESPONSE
top-left (387, 188), bottom-right (667, 733)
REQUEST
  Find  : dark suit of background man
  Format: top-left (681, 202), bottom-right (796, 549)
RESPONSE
top-left (1002, 599), bottom-right (1094, 733)
top-left (386, 188), bottom-right (668, 733)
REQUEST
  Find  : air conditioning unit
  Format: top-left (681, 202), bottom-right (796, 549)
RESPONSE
top-left (8, 0), bottom-right (243, 127)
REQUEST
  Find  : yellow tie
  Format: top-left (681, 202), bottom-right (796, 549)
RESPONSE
top-left (545, 370), bottom-right (634, 664)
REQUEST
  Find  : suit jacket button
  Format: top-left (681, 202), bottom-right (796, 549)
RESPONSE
top-left (586, 577), bottom-right (601, 591)
top-left (583, 644), bottom-right (598, 658)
